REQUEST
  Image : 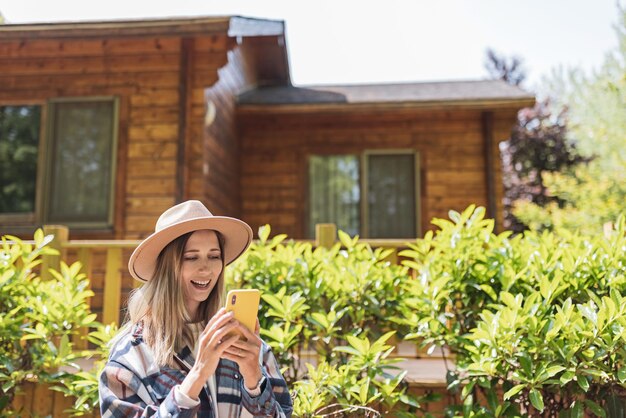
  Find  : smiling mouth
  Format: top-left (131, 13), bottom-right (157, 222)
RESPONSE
top-left (191, 279), bottom-right (212, 289)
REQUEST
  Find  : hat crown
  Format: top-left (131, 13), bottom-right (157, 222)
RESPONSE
top-left (155, 200), bottom-right (213, 232)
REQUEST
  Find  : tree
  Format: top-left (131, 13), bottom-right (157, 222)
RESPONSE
top-left (485, 50), bottom-right (589, 232)
top-left (513, 6), bottom-right (626, 234)
top-left (485, 48), bottom-right (527, 87)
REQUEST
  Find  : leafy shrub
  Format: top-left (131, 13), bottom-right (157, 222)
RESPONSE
top-left (399, 205), bottom-right (626, 417)
top-left (0, 231), bottom-right (109, 416)
top-left (16, 204), bottom-right (625, 417)
top-left (227, 226), bottom-right (424, 416)
top-left (291, 332), bottom-right (419, 418)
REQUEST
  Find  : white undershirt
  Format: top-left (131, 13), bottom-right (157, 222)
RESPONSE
top-left (173, 325), bottom-right (219, 416)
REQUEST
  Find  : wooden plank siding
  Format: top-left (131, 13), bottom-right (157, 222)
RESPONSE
top-left (200, 40), bottom-right (259, 216)
top-left (237, 108), bottom-right (519, 238)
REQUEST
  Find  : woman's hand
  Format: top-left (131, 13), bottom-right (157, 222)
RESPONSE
top-left (179, 308), bottom-right (240, 400)
top-left (221, 319), bottom-right (263, 390)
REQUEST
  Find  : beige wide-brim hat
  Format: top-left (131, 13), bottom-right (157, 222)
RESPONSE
top-left (128, 200), bottom-right (253, 282)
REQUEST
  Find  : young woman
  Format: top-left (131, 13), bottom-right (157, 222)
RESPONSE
top-left (99, 200), bottom-right (292, 417)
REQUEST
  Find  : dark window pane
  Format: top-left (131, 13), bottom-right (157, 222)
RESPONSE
top-left (308, 155), bottom-right (360, 237)
top-left (0, 105), bottom-right (41, 214)
top-left (47, 101), bottom-right (115, 224)
top-left (367, 154), bottom-right (416, 238)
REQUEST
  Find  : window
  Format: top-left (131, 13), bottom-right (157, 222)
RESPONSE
top-left (0, 97), bottom-right (118, 229)
top-left (308, 151), bottom-right (419, 239)
top-left (309, 155), bottom-right (360, 237)
top-left (0, 105), bottom-right (41, 220)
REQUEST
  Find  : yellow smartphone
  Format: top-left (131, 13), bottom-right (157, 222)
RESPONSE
top-left (224, 289), bottom-right (260, 338)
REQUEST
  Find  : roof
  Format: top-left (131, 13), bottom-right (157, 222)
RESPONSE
top-left (0, 16), bottom-right (284, 39)
top-left (237, 80), bottom-right (535, 112)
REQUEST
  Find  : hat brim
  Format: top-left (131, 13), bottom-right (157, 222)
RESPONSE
top-left (128, 216), bottom-right (253, 282)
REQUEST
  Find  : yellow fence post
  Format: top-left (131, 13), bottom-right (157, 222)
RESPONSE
top-left (41, 225), bottom-right (69, 280)
top-left (102, 247), bottom-right (123, 326)
top-left (315, 223), bottom-right (337, 249)
top-left (384, 248), bottom-right (398, 265)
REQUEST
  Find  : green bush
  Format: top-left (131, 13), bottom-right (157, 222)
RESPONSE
top-left (11, 205), bottom-right (625, 417)
top-left (399, 205), bottom-right (626, 417)
top-left (227, 225), bottom-right (424, 417)
top-left (0, 231), bottom-right (113, 416)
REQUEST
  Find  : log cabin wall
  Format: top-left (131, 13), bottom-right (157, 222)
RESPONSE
top-left (237, 107), bottom-right (518, 239)
top-left (201, 42), bottom-right (258, 216)
top-left (0, 32), bottom-right (234, 239)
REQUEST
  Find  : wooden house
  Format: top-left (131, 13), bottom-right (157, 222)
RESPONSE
top-left (0, 15), bottom-right (534, 243)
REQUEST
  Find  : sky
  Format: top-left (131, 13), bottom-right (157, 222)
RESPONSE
top-left (0, 0), bottom-right (622, 93)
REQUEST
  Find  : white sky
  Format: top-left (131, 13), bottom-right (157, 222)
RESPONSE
top-left (0, 0), bottom-right (622, 92)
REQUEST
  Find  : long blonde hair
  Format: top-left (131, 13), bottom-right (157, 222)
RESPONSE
top-left (120, 230), bottom-right (225, 366)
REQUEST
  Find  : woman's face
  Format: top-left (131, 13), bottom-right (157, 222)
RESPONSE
top-left (180, 229), bottom-right (223, 318)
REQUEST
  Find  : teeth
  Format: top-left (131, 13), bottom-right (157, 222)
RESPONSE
top-left (191, 280), bottom-right (211, 287)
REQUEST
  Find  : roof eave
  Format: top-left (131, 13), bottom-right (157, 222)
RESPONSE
top-left (237, 97), bottom-right (536, 115)
top-left (0, 16), bottom-right (284, 40)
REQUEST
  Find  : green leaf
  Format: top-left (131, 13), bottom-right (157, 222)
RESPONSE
top-left (345, 335), bottom-right (370, 355)
top-left (577, 376), bottom-right (590, 392)
top-left (333, 346), bottom-right (362, 356)
top-left (529, 389), bottom-right (544, 412)
top-left (584, 399), bottom-right (606, 417)
top-left (479, 284), bottom-right (497, 300)
top-left (503, 384), bottom-right (525, 400)
top-left (570, 400), bottom-right (584, 418)
top-left (0, 395), bottom-right (9, 412)
top-left (560, 371), bottom-right (575, 385)
top-left (461, 380), bottom-right (476, 400)
top-left (261, 293), bottom-right (286, 316)
top-left (258, 224), bottom-right (271, 244)
top-left (338, 230), bottom-right (354, 249)
top-left (360, 378), bottom-right (369, 404)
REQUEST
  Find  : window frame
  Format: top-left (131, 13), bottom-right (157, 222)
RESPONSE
top-left (306, 149), bottom-right (421, 239)
top-left (42, 96), bottom-right (120, 229)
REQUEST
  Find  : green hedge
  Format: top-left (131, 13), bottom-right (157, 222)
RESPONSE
top-left (0, 231), bottom-right (114, 416)
top-left (397, 205), bottom-right (626, 417)
top-left (3, 205), bottom-right (625, 417)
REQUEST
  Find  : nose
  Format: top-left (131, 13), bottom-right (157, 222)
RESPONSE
top-left (197, 257), bottom-right (210, 272)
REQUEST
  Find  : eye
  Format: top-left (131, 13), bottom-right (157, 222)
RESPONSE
top-left (184, 256), bottom-right (198, 261)
top-left (209, 255), bottom-right (221, 260)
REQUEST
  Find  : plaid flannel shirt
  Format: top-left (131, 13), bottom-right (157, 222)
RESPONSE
top-left (99, 324), bottom-right (292, 418)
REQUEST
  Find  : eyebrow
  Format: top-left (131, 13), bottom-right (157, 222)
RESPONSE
top-left (184, 248), bottom-right (221, 253)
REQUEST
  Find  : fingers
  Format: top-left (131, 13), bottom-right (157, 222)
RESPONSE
top-left (213, 333), bottom-right (240, 353)
top-left (209, 322), bottom-right (240, 350)
top-left (237, 322), bottom-right (261, 343)
top-left (254, 318), bottom-right (260, 335)
top-left (223, 332), bottom-right (261, 358)
top-left (222, 342), bottom-right (257, 359)
top-left (201, 308), bottom-right (232, 338)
